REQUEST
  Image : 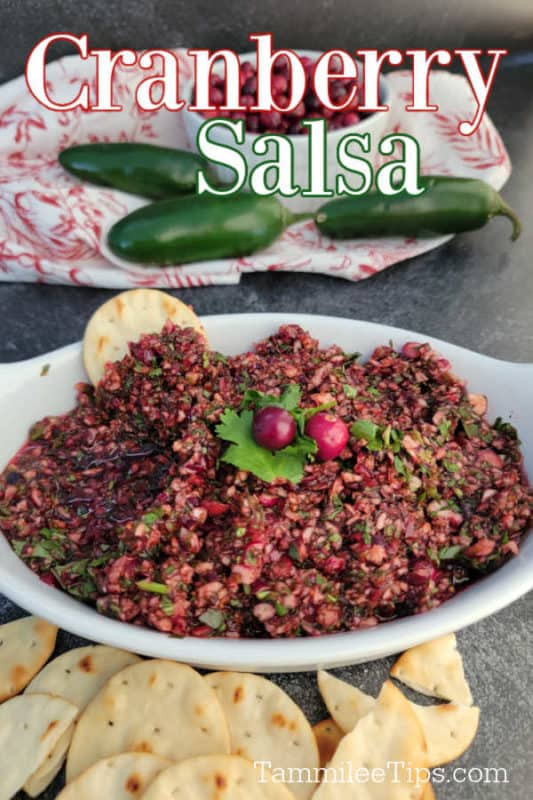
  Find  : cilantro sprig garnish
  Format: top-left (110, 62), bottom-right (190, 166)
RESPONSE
top-left (215, 385), bottom-right (332, 484)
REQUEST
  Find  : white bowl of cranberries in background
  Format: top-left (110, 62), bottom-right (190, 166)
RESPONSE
top-left (182, 50), bottom-right (393, 212)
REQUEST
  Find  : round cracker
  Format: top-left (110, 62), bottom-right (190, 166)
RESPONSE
top-left (318, 670), bottom-right (374, 733)
top-left (390, 634), bottom-right (473, 706)
top-left (23, 646), bottom-right (141, 795)
top-left (57, 752), bottom-right (171, 800)
top-left (66, 659), bottom-right (230, 783)
top-left (205, 672), bottom-right (319, 800)
top-left (0, 616), bottom-right (57, 702)
top-left (140, 754), bottom-right (296, 800)
top-left (24, 724), bottom-right (75, 798)
top-left (83, 289), bottom-right (205, 385)
top-left (313, 719), bottom-right (343, 769)
top-left (318, 670), bottom-right (479, 768)
top-left (0, 693), bottom-right (78, 800)
top-left (313, 681), bottom-right (428, 800)
top-left (25, 645), bottom-right (141, 708)
top-left (412, 703), bottom-right (479, 767)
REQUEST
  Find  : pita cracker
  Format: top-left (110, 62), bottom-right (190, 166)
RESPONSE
top-left (0, 693), bottom-right (78, 800)
top-left (25, 645), bottom-right (141, 708)
top-left (66, 659), bottom-right (229, 783)
top-left (56, 752), bottom-right (171, 800)
top-left (313, 681), bottom-right (429, 800)
top-left (83, 289), bottom-right (206, 384)
top-left (205, 672), bottom-right (319, 800)
top-left (413, 703), bottom-right (479, 766)
top-left (318, 671), bottom-right (374, 732)
top-left (318, 670), bottom-right (479, 767)
top-left (24, 724), bottom-right (75, 797)
top-left (140, 754), bottom-right (296, 800)
top-left (390, 634), bottom-right (473, 705)
top-left (423, 782), bottom-right (436, 800)
top-left (0, 616), bottom-right (57, 702)
top-left (313, 719), bottom-right (343, 768)
top-left (23, 646), bottom-right (141, 795)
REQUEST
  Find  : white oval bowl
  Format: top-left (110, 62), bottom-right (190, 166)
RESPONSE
top-left (0, 313), bottom-right (532, 672)
top-left (182, 50), bottom-right (393, 212)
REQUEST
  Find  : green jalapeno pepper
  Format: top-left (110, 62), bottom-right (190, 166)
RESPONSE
top-left (59, 143), bottom-right (216, 200)
top-left (107, 193), bottom-right (304, 265)
top-left (315, 177), bottom-right (521, 241)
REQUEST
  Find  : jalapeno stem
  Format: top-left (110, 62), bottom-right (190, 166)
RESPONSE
top-left (494, 198), bottom-right (522, 241)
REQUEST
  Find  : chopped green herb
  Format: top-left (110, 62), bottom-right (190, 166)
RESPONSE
top-left (149, 367), bottom-right (162, 377)
top-left (136, 580), bottom-right (169, 595)
top-left (202, 352), bottom-right (210, 368)
top-left (199, 609), bottom-right (225, 629)
top-left (160, 596), bottom-right (174, 615)
top-left (351, 420), bottom-right (403, 453)
top-left (289, 544), bottom-right (301, 562)
top-left (494, 417), bottom-right (518, 440)
top-left (40, 363), bottom-right (50, 377)
top-left (29, 422), bottom-right (46, 441)
top-left (275, 601), bottom-right (289, 617)
top-left (443, 460), bottom-right (461, 473)
top-left (438, 545), bottom-right (464, 560)
top-left (342, 384), bottom-right (358, 399)
top-left (142, 508), bottom-right (165, 527)
top-left (394, 455), bottom-right (407, 477)
top-left (255, 589), bottom-right (271, 600)
top-left (235, 527), bottom-right (246, 538)
top-left (343, 352), bottom-right (361, 365)
top-left (462, 422), bottom-right (479, 439)
top-left (438, 419), bottom-right (452, 439)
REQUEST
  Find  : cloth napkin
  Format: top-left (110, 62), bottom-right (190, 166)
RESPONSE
top-left (0, 50), bottom-right (511, 288)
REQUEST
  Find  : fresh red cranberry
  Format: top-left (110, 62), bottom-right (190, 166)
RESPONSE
top-left (242, 76), bottom-right (257, 95)
top-left (289, 101), bottom-right (306, 119)
top-left (272, 74), bottom-right (288, 94)
top-left (341, 112), bottom-right (360, 126)
top-left (305, 412), bottom-right (349, 461)
top-left (209, 87), bottom-right (224, 106)
top-left (259, 110), bottom-right (282, 129)
top-left (247, 114), bottom-right (260, 132)
top-left (253, 406), bottom-right (296, 451)
top-left (197, 57), bottom-right (376, 134)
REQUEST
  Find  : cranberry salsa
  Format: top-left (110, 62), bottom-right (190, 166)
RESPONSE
top-left (1, 324), bottom-right (530, 638)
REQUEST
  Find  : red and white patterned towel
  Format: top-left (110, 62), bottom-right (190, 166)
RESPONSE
top-left (0, 51), bottom-right (511, 288)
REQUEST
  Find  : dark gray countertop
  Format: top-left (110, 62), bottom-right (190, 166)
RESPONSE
top-left (1, 59), bottom-right (532, 800)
